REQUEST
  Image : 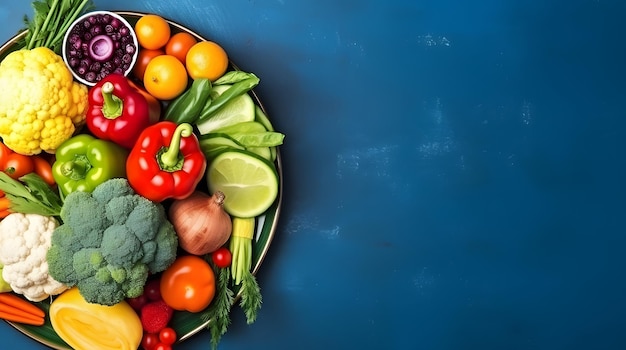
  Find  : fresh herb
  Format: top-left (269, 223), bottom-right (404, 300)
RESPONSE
top-left (0, 172), bottom-right (63, 217)
top-left (202, 264), bottom-right (234, 350)
top-left (239, 269), bottom-right (262, 324)
top-left (230, 217), bottom-right (263, 324)
top-left (18, 0), bottom-right (95, 54)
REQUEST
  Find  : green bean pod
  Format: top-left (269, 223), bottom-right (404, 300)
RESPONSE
top-left (163, 78), bottom-right (212, 124)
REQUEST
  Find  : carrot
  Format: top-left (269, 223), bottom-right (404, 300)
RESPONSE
top-left (32, 155), bottom-right (56, 186)
top-left (0, 196), bottom-right (10, 212)
top-left (0, 308), bottom-right (44, 326)
top-left (0, 210), bottom-right (9, 219)
top-left (0, 293), bottom-right (45, 318)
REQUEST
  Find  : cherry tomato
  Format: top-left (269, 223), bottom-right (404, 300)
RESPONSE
top-left (141, 333), bottom-right (159, 350)
top-left (165, 32), bottom-right (198, 63)
top-left (32, 155), bottom-right (56, 186)
top-left (154, 343), bottom-right (172, 350)
top-left (3, 152), bottom-right (35, 179)
top-left (133, 48), bottom-right (165, 81)
top-left (211, 247), bottom-right (232, 268)
top-left (160, 255), bottom-right (215, 313)
top-left (144, 278), bottom-right (162, 301)
top-left (0, 142), bottom-right (11, 168)
top-left (159, 327), bottom-right (177, 345)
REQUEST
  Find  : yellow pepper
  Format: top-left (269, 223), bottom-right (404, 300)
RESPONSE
top-left (49, 287), bottom-right (142, 350)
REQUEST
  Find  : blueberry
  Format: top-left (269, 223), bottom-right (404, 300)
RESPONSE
top-left (85, 71), bottom-right (97, 82)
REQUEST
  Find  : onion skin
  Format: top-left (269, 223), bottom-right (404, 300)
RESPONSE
top-left (168, 191), bottom-right (232, 255)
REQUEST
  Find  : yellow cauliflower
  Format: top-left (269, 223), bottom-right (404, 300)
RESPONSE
top-left (0, 47), bottom-right (88, 155)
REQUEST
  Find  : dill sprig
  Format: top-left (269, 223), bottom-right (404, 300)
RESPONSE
top-left (239, 270), bottom-right (262, 324)
top-left (202, 265), bottom-right (234, 350)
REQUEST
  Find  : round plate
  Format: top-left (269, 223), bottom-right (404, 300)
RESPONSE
top-left (0, 11), bottom-right (282, 349)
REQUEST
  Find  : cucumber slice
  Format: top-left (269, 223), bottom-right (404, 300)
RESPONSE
top-left (196, 84), bottom-right (256, 135)
top-left (254, 105), bottom-right (274, 132)
top-left (199, 133), bottom-right (246, 160)
top-left (246, 147), bottom-right (272, 161)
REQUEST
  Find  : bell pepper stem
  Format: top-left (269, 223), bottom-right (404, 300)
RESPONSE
top-left (61, 158), bottom-right (91, 180)
top-left (100, 82), bottom-right (124, 119)
top-left (160, 123), bottom-right (194, 168)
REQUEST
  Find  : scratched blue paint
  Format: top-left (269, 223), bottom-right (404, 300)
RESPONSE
top-left (1, 1), bottom-right (626, 349)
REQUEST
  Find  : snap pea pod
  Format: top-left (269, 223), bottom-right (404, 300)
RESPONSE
top-left (196, 73), bottom-right (260, 123)
top-left (213, 71), bottom-right (258, 85)
top-left (163, 78), bottom-right (212, 124)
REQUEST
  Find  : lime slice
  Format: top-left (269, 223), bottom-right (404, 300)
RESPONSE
top-left (196, 84), bottom-right (256, 135)
top-left (207, 150), bottom-right (279, 218)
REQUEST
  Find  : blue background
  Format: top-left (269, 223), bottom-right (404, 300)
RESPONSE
top-left (1, 0), bottom-right (626, 349)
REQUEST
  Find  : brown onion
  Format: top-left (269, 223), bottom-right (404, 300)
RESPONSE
top-left (168, 191), bottom-right (232, 255)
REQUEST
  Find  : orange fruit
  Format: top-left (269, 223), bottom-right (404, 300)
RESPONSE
top-left (185, 41), bottom-right (229, 81)
top-left (143, 54), bottom-right (188, 100)
top-left (135, 14), bottom-right (171, 50)
top-left (166, 32), bottom-right (198, 64)
top-left (132, 48), bottom-right (165, 81)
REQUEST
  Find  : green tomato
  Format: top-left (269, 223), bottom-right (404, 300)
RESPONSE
top-left (0, 264), bottom-right (12, 293)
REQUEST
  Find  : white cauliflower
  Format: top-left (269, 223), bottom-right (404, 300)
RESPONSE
top-left (0, 213), bottom-right (68, 301)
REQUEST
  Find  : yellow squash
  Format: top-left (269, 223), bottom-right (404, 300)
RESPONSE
top-left (49, 287), bottom-right (142, 350)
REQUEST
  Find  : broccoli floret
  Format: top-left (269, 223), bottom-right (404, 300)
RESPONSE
top-left (149, 221), bottom-right (179, 273)
top-left (105, 195), bottom-right (140, 225)
top-left (72, 248), bottom-right (102, 280)
top-left (47, 178), bottom-right (178, 306)
top-left (101, 225), bottom-right (142, 266)
top-left (125, 199), bottom-right (162, 242)
top-left (59, 190), bottom-right (107, 233)
top-left (91, 177), bottom-right (135, 203)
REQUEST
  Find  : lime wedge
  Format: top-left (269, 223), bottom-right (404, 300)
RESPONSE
top-left (196, 84), bottom-right (256, 135)
top-left (207, 150), bottom-right (279, 218)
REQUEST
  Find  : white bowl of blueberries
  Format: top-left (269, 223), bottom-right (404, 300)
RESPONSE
top-left (62, 11), bottom-right (139, 86)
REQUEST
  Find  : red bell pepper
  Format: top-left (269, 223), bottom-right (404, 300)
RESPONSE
top-left (126, 121), bottom-right (206, 202)
top-left (86, 73), bottom-right (160, 149)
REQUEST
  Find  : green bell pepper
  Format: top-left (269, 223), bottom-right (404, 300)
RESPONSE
top-left (52, 134), bottom-right (128, 196)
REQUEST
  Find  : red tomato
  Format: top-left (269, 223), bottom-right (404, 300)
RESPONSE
top-left (160, 255), bottom-right (215, 313)
top-left (32, 155), bottom-right (56, 185)
top-left (3, 152), bottom-right (35, 179)
top-left (141, 333), bottom-right (159, 350)
top-left (154, 343), bottom-right (172, 350)
top-left (159, 327), bottom-right (177, 345)
top-left (0, 142), bottom-right (11, 168)
top-left (165, 32), bottom-right (197, 63)
top-left (211, 247), bottom-right (232, 268)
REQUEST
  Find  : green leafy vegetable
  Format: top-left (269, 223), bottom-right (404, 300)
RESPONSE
top-left (0, 172), bottom-right (62, 217)
top-left (202, 264), bottom-right (234, 350)
top-left (239, 270), bottom-right (262, 324)
top-left (18, 0), bottom-right (95, 53)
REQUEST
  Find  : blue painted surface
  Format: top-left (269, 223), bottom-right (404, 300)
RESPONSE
top-left (1, 1), bottom-right (626, 349)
